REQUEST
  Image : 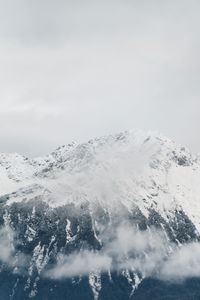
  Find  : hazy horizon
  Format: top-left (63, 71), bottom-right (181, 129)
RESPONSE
top-left (1, 0), bottom-right (200, 156)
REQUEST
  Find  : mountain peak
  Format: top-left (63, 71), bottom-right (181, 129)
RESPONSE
top-left (0, 130), bottom-right (199, 231)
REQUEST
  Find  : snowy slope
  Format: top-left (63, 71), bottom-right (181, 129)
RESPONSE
top-left (1, 130), bottom-right (200, 230)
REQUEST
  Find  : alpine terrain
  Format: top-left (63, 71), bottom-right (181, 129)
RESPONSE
top-left (0, 130), bottom-right (200, 300)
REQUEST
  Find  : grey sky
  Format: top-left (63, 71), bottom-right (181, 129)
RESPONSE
top-left (0, 0), bottom-right (200, 156)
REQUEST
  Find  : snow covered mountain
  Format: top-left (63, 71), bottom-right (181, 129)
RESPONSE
top-left (0, 130), bottom-right (200, 299)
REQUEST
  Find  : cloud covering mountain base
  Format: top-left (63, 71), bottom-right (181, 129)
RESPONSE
top-left (1, 221), bottom-right (200, 283)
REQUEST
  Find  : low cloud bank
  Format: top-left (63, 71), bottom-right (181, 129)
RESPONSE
top-left (1, 223), bottom-right (200, 282)
top-left (46, 224), bottom-right (200, 281)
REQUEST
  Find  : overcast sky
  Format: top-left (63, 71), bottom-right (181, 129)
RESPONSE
top-left (0, 0), bottom-right (200, 156)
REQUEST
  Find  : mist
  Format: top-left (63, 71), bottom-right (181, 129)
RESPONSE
top-left (45, 224), bottom-right (200, 282)
top-left (0, 0), bottom-right (200, 156)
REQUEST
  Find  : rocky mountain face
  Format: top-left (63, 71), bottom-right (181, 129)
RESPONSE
top-left (0, 130), bottom-right (200, 300)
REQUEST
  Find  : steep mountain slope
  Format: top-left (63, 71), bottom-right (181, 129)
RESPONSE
top-left (0, 130), bottom-right (200, 299)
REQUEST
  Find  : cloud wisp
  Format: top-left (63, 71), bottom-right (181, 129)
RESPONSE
top-left (45, 224), bottom-right (200, 282)
top-left (0, 225), bottom-right (29, 273)
top-left (0, 226), bottom-right (15, 264)
top-left (160, 242), bottom-right (200, 281)
top-left (47, 251), bottom-right (112, 279)
top-left (2, 223), bottom-right (200, 282)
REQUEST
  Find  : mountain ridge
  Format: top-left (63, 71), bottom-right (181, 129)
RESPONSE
top-left (0, 130), bottom-right (200, 299)
top-left (1, 130), bottom-right (200, 224)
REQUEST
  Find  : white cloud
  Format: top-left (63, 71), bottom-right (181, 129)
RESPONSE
top-left (0, 226), bottom-right (28, 273)
top-left (0, 226), bottom-right (14, 264)
top-left (45, 224), bottom-right (169, 279)
top-left (161, 243), bottom-right (200, 281)
top-left (1, 222), bottom-right (200, 282)
top-left (45, 224), bottom-right (200, 282)
top-left (47, 251), bottom-right (112, 279)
